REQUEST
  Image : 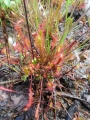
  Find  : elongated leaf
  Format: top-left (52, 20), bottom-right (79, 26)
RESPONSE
top-left (24, 87), bottom-right (34, 110)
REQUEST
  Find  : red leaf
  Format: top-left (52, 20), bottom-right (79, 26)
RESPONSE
top-left (24, 37), bottom-right (31, 50)
top-left (38, 21), bottom-right (46, 33)
top-left (51, 34), bottom-right (58, 50)
top-left (24, 87), bottom-right (34, 111)
top-left (13, 42), bottom-right (23, 52)
top-left (0, 86), bottom-right (16, 92)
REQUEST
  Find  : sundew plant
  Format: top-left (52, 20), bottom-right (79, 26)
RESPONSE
top-left (0, 0), bottom-right (90, 119)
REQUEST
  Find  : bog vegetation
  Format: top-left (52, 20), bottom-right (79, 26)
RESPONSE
top-left (0, 0), bottom-right (90, 119)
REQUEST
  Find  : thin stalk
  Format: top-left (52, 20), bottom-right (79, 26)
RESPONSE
top-left (22, 0), bottom-right (34, 59)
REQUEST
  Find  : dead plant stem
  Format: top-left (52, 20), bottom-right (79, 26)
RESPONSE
top-left (22, 0), bottom-right (34, 59)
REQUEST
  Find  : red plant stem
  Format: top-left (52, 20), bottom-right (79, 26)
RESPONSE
top-left (35, 78), bottom-right (43, 120)
top-left (22, 0), bottom-right (34, 59)
top-left (0, 86), bottom-right (27, 94)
